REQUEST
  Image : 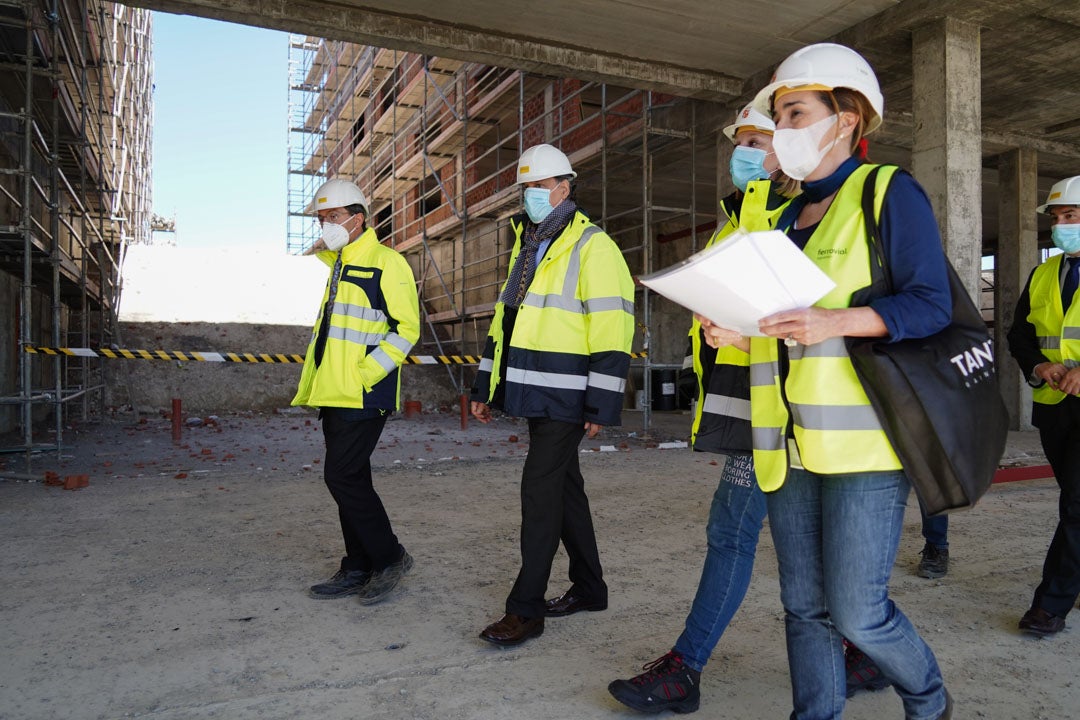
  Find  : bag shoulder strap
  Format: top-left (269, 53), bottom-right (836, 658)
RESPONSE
top-left (860, 164), bottom-right (899, 298)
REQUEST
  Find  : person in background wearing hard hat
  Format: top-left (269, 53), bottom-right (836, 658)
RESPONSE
top-left (701, 43), bottom-right (954, 719)
top-left (608, 103), bottom-right (796, 713)
top-left (471, 143), bottom-right (635, 647)
top-left (1007, 175), bottom-right (1080, 638)
top-left (293, 178), bottom-right (420, 606)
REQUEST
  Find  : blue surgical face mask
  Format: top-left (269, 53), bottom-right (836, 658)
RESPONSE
top-left (729, 146), bottom-right (772, 191)
top-left (524, 186), bottom-right (555, 223)
top-left (1052, 223), bottom-right (1080, 255)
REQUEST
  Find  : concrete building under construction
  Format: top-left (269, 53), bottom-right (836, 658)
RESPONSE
top-left (286, 40), bottom-right (719, 417)
top-left (0, 1), bottom-right (154, 460)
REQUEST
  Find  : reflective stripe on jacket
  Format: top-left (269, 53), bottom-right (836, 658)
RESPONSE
top-left (292, 227), bottom-right (420, 410)
top-left (750, 164), bottom-right (902, 491)
top-left (1029, 253), bottom-right (1080, 405)
top-left (690, 180), bottom-right (789, 454)
top-left (471, 211), bottom-right (635, 426)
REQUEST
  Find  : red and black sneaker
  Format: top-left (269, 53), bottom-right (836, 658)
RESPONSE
top-left (608, 650), bottom-right (701, 714)
top-left (845, 641), bottom-right (891, 698)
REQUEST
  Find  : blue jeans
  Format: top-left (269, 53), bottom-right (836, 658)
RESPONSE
top-left (767, 468), bottom-right (947, 720)
top-left (673, 453), bottom-right (767, 671)
top-left (920, 504), bottom-right (949, 549)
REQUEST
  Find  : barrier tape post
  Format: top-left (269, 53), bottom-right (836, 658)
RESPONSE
top-left (171, 398), bottom-right (182, 444)
top-left (459, 393), bottom-right (468, 430)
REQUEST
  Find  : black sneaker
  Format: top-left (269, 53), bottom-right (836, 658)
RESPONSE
top-left (356, 549), bottom-right (414, 605)
top-left (309, 568), bottom-right (371, 599)
top-left (608, 650), bottom-right (701, 714)
top-left (917, 543), bottom-right (949, 579)
top-left (844, 642), bottom-right (890, 697)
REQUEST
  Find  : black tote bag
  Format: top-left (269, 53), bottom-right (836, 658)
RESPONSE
top-left (844, 166), bottom-right (1008, 515)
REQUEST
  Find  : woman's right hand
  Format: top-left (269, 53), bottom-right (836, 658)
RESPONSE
top-left (471, 401), bottom-right (492, 423)
top-left (695, 314), bottom-right (744, 349)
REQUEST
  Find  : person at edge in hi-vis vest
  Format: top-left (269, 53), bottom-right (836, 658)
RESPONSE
top-left (1008, 175), bottom-right (1080, 638)
top-left (293, 178), bottom-right (420, 606)
top-left (471, 143), bottom-right (635, 648)
top-left (699, 43), bottom-right (954, 720)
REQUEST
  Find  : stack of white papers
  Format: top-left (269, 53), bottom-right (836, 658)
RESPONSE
top-left (639, 229), bottom-right (836, 336)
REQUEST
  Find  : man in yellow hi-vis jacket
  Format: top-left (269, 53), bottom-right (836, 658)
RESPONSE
top-left (293, 178), bottom-right (420, 606)
top-left (472, 144), bottom-right (635, 646)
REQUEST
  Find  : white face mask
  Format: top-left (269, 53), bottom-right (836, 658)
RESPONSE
top-left (320, 219), bottom-right (353, 251)
top-left (772, 114), bottom-right (840, 181)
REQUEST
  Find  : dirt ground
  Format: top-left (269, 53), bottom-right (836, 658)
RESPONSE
top-left (0, 409), bottom-right (1075, 720)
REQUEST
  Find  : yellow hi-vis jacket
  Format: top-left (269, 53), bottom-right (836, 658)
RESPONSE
top-left (293, 227), bottom-right (420, 410)
top-left (1028, 253), bottom-right (1080, 405)
top-left (749, 164), bottom-right (902, 491)
top-left (471, 210), bottom-right (635, 426)
top-left (688, 180), bottom-right (790, 454)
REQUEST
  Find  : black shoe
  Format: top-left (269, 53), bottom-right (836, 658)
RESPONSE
top-left (1019, 607), bottom-right (1066, 636)
top-left (479, 613), bottom-right (545, 646)
top-left (608, 650), bottom-right (701, 714)
top-left (545, 589), bottom-right (608, 617)
top-left (917, 543), bottom-right (949, 579)
top-left (356, 550), bottom-right (414, 605)
top-left (844, 642), bottom-right (890, 698)
top-left (309, 568), bottom-right (371, 599)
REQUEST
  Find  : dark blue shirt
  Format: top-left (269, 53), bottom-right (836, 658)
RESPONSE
top-left (778, 158), bottom-right (951, 342)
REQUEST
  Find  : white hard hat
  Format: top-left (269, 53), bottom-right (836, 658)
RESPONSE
top-left (517, 144), bottom-right (576, 183)
top-left (1037, 176), bottom-right (1080, 214)
top-left (722, 103), bottom-right (776, 144)
top-left (752, 43), bottom-right (884, 135)
top-left (313, 178), bottom-right (367, 212)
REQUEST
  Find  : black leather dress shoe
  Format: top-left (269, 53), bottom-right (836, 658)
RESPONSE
top-left (545, 590), bottom-right (607, 617)
top-left (479, 613), bottom-right (544, 646)
top-left (1019, 607), bottom-right (1066, 636)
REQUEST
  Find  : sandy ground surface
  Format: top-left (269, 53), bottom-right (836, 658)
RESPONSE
top-left (0, 409), bottom-right (1075, 720)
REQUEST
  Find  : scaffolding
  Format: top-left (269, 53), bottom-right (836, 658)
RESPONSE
top-left (0, 1), bottom-right (153, 480)
top-left (286, 38), bottom-right (715, 428)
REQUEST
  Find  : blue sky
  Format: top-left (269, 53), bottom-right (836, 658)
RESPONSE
top-left (151, 13), bottom-right (288, 250)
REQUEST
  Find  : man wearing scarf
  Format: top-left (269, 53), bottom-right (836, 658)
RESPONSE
top-left (472, 144), bottom-right (635, 646)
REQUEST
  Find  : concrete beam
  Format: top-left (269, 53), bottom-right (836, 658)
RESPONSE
top-left (911, 17), bottom-right (983, 302)
top-left (128, 0), bottom-right (743, 100)
top-left (996, 147), bottom-right (1039, 430)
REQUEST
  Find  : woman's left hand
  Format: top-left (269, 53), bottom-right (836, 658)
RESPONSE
top-left (759, 307), bottom-right (846, 346)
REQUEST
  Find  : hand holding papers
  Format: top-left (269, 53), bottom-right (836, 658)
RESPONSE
top-left (638, 229), bottom-right (836, 336)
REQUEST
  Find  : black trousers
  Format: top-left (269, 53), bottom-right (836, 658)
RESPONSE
top-left (506, 417), bottom-right (607, 618)
top-left (321, 409), bottom-right (400, 573)
top-left (1033, 397), bottom-right (1080, 617)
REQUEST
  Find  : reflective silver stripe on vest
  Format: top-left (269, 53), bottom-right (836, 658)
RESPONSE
top-left (1063, 327), bottom-right (1080, 341)
top-left (1039, 335), bottom-right (1061, 350)
top-left (749, 361), bottom-right (777, 387)
top-left (384, 332), bottom-right (414, 355)
top-left (789, 402), bottom-right (884, 432)
top-left (369, 347), bottom-right (398, 373)
top-left (333, 302), bottom-right (387, 324)
top-left (507, 367), bottom-right (588, 391)
top-left (583, 296), bottom-right (634, 315)
top-left (478, 357), bottom-right (494, 373)
top-left (521, 225), bottom-right (602, 312)
top-left (587, 371), bottom-right (626, 393)
top-left (328, 326), bottom-right (384, 347)
top-left (752, 426), bottom-right (786, 451)
top-left (1067, 359), bottom-right (1080, 369)
top-left (788, 337), bottom-right (849, 360)
top-left (682, 354), bottom-right (693, 370)
top-left (702, 393), bottom-right (751, 421)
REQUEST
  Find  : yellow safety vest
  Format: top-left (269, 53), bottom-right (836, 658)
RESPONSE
top-left (471, 210), bottom-right (635, 425)
top-left (1028, 253), bottom-right (1080, 405)
top-left (293, 227), bottom-right (420, 410)
top-left (689, 180), bottom-right (790, 452)
top-left (751, 164), bottom-right (902, 491)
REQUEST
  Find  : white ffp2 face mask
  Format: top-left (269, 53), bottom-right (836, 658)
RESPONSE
top-left (772, 114), bottom-right (840, 181)
top-left (320, 219), bottom-right (353, 251)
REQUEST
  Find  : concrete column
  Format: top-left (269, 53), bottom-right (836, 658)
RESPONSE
top-left (996, 147), bottom-right (1039, 429)
top-left (911, 18), bottom-right (982, 302)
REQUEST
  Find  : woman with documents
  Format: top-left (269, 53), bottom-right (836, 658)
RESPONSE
top-left (703, 44), bottom-right (954, 720)
top-left (609, 104), bottom-right (795, 713)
